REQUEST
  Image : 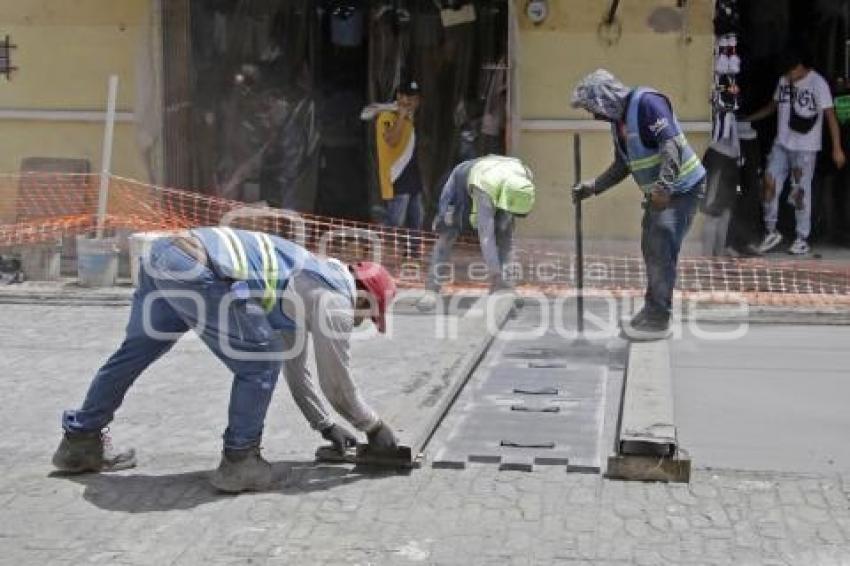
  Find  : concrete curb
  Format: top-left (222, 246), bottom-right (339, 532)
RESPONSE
top-left (607, 340), bottom-right (691, 483)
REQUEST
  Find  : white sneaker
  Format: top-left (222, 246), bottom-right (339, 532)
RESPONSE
top-left (788, 238), bottom-right (810, 255)
top-left (758, 231), bottom-right (783, 253)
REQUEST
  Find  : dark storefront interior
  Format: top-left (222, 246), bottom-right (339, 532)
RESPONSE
top-left (161, 0), bottom-right (509, 223)
top-left (736, 0), bottom-right (850, 245)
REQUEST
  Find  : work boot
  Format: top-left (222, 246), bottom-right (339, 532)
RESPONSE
top-left (209, 446), bottom-right (273, 493)
top-left (622, 313), bottom-right (672, 342)
top-left (626, 307), bottom-right (650, 329)
top-left (51, 429), bottom-right (137, 473)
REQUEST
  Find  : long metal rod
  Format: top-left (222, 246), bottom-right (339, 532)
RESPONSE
top-left (96, 75), bottom-right (119, 239)
top-left (574, 132), bottom-right (584, 335)
top-left (605, 0), bottom-right (621, 25)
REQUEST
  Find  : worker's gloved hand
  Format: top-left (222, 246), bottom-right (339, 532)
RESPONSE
top-left (649, 186), bottom-right (671, 211)
top-left (572, 180), bottom-right (596, 203)
top-left (320, 423), bottom-right (358, 455)
top-left (367, 420), bottom-right (399, 451)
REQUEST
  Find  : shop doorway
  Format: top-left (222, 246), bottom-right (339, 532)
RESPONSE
top-left (161, 0), bottom-right (511, 223)
top-left (736, 0), bottom-right (850, 243)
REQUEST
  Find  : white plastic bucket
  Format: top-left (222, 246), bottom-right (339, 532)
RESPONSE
top-left (128, 230), bottom-right (184, 287)
top-left (76, 235), bottom-right (119, 287)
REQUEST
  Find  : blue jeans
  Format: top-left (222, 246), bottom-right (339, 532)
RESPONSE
top-left (62, 238), bottom-right (283, 449)
top-left (641, 189), bottom-right (700, 319)
top-left (385, 193), bottom-right (424, 230)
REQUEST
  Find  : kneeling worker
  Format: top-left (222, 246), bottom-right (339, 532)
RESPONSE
top-left (53, 227), bottom-right (399, 492)
top-left (417, 154), bottom-right (535, 311)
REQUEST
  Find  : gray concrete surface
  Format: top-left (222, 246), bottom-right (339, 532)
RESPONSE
top-left (3, 303), bottom-right (850, 564)
top-left (671, 324), bottom-right (850, 474)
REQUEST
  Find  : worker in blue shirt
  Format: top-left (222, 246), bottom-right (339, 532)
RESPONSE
top-left (571, 69), bottom-right (706, 341)
top-left (52, 228), bottom-right (399, 493)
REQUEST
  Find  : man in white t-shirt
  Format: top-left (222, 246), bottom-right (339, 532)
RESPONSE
top-left (748, 53), bottom-right (846, 255)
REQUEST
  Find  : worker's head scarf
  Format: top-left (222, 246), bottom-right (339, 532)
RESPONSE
top-left (570, 69), bottom-right (631, 121)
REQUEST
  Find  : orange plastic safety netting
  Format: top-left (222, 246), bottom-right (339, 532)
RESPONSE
top-left (2, 173), bottom-right (850, 307)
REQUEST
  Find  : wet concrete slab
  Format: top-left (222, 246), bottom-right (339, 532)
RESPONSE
top-left (671, 324), bottom-right (850, 473)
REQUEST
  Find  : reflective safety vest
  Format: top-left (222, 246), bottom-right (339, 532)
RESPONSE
top-left (191, 227), bottom-right (353, 330)
top-left (467, 155), bottom-right (535, 226)
top-left (614, 88), bottom-right (706, 194)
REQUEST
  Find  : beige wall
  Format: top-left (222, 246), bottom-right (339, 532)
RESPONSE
top-left (1, 0), bottom-right (714, 242)
top-left (0, 0), bottom-right (152, 179)
top-left (515, 0), bottom-right (714, 240)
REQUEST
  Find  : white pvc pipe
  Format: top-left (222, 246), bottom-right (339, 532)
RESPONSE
top-left (0, 108), bottom-right (134, 122)
top-left (96, 75), bottom-right (119, 239)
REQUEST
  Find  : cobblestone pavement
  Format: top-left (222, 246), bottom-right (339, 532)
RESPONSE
top-left (2, 305), bottom-right (850, 565)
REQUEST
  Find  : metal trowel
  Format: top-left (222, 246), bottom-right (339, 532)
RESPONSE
top-left (314, 443), bottom-right (420, 469)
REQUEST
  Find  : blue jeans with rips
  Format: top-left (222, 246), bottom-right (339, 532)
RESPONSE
top-left (641, 188), bottom-right (700, 319)
top-left (61, 238), bottom-right (283, 449)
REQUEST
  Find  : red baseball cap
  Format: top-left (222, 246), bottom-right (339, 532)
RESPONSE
top-left (350, 262), bottom-right (396, 333)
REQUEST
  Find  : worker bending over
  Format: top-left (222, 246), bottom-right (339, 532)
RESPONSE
top-left (416, 154), bottom-right (535, 311)
top-left (53, 228), bottom-right (399, 493)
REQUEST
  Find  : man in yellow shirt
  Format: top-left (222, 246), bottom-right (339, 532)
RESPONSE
top-left (376, 80), bottom-right (424, 229)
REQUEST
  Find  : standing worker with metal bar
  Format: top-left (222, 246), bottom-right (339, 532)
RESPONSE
top-left (570, 69), bottom-right (706, 341)
top-left (52, 228), bottom-right (400, 493)
top-left (416, 155), bottom-right (536, 311)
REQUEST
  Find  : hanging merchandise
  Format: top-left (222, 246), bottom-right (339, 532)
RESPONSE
top-left (331, 4), bottom-right (364, 47)
top-left (703, 0), bottom-right (743, 257)
top-left (715, 34), bottom-right (740, 75)
top-left (710, 1), bottom-right (742, 149)
top-left (713, 0), bottom-right (740, 36)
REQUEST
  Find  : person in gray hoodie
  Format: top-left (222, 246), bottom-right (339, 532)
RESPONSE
top-left (570, 69), bottom-right (706, 340)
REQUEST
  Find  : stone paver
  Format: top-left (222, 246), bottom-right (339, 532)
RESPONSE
top-left (1, 304), bottom-right (850, 565)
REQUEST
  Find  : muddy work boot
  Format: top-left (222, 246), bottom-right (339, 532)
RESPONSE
top-left (209, 446), bottom-right (273, 493)
top-left (51, 429), bottom-right (137, 473)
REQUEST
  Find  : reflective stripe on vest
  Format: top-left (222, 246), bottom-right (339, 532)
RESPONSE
top-left (616, 88), bottom-right (706, 193)
top-left (211, 227), bottom-right (248, 279)
top-left (467, 155), bottom-right (531, 226)
top-left (254, 232), bottom-right (280, 312)
top-left (191, 227), bottom-right (357, 331)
